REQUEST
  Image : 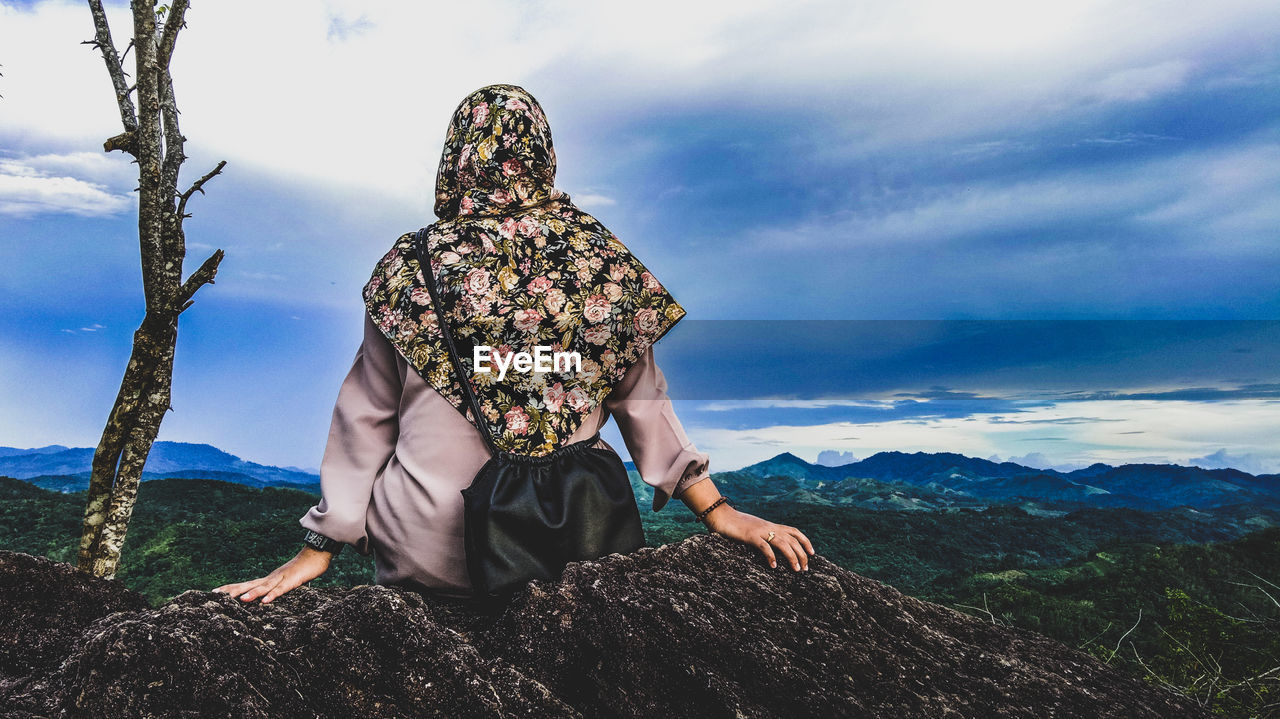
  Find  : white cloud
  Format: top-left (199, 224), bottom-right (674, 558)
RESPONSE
top-left (1130, 141), bottom-right (1280, 251)
top-left (688, 398), bottom-right (1280, 473)
top-left (815, 449), bottom-right (857, 466)
top-left (1074, 132), bottom-right (1179, 146)
top-left (699, 398), bottom-right (897, 411)
top-left (1088, 60), bottom-right (1191, 102)
top-left (572, 192), bottom-right (617, 208)
top-left (0, 156), bottom-right (132, 216)
top-left (17, 151), bottom-right (133, 183)
top-left (1188, 448), bottom-right (1273, 475)
top-left (987, 452), bottom-right (1091, 472)
top-left (1, 0), bottom-right (1276, 200)
top-left (60, 322), bottom-right (107, 334)
top-left (744, 132), bottom-right (1280, 255)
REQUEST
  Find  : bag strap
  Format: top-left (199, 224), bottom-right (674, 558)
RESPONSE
top-left (412, 228), bottom-right (499, 458)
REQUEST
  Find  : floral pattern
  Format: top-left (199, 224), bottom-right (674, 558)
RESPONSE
top-left (363, 85), bottom-right (685, 456)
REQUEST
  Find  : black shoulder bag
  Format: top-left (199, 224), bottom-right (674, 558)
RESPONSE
top-left (412, 229), bottom-right (647, 607)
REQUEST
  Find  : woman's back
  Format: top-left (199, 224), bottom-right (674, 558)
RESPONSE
top-left (300, 309), bottom-right (710, 598)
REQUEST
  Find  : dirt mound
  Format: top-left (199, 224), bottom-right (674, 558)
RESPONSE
top-left (0, 533), bottom-right (1206, 717)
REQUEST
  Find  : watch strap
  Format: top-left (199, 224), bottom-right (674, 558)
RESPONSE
top-left (302, 529), bottom-right (343, 555)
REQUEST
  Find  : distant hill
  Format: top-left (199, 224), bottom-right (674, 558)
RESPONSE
top-left (7, 441), bottom-right (1279, 514)
top-left (0, 442), bottom-right (319, 492)
top-left (0, 444), bottom-right (70, 458)
top-left (735, 450), bottom-right (1280, 512)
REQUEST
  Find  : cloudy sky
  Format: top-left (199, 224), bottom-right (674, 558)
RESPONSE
top-left (1, 0), bottom-right (1278, 474)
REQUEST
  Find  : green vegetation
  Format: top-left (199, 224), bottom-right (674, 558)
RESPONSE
top-left (946, 530), bottom-right (1280, 717)
top-left (3, 474), bottom-right (1277, 717)
top-left (0, 476), bottom-right (375, 603)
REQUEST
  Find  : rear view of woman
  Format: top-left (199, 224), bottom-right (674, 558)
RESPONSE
top-left (214, 84), bottom-right (814, 606)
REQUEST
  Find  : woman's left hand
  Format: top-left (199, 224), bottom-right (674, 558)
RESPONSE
top-left (705, 505), bottom-right (814, 571)
top-left (213, 546), bottom-right (333, 604)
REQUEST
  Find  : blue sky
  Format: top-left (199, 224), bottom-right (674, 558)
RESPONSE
top-left (1, 0), bottom-right (1278, 473)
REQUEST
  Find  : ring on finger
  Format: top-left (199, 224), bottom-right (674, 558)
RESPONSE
top-left (766, 530), bottom-right (776, 542)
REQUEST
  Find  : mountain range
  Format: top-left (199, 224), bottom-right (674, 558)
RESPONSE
top-left (4, 442), bottom-right (1278, 514)
top-left (0, 442), bottom-right (321, 492)
top-left (730, 450), bottom-right (1280, 513)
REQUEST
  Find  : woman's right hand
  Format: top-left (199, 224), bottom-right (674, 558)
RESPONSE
top-left (213, 546), bottom-right (333, 604)
top-left (678, 477), bottom-right (815, 571)
top-left (705, 505), bottom-right (814, 572)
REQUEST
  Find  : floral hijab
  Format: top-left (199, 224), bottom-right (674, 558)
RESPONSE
top-left (363, 84), bottom-right (686, 456)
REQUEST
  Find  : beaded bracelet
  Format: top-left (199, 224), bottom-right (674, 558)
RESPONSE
top-left (695, 496), bottom-right (729, 524)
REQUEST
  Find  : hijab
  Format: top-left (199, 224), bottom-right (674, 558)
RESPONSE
top-left (362, 84), bottom-right (686, 457)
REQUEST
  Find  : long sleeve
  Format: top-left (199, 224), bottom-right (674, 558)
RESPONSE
top-left (605, 346), bottom-right (710, 512)
top-left (299, 311), bottom-right (403, 554)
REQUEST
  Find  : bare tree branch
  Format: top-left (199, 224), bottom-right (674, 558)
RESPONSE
top-left (85, 0), bottom-right (137, 133)
top-left (175, 248), bottom-right (225, 312)
top-left (1227, 580), bottom-right (1280, 609)
top-left (177, 160), bottom-right (226, 218)
top-left (103, 130), bottom-right (138, 155)
top-left (1245, 569), bottom-right (1280, 592)
top-left (1116, 580), bottom-right (1280, 716)
top-left (1222, 665), bottom-right (1280, 694)
top-left (129, 0), bottom-right (167, 309)
top-left (954, 593), bottom-right (1005, 626)
top-left (1154, 621), bottom-right (1209, 674)
top-left (1107, 608), bottom-right (1142, 664)
top-left (1243, 571), bottom-right (1280, 608)
top-left (1077, 621), bottom-right (1114, 650)
top-left (159, 72), bottom-right (185, 225)
top-left (1128, 644), bottom-right (1197, 702)
top-left (157, 0), bottom-right (189, 69)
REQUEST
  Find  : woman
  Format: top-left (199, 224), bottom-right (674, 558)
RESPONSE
top-left (214, 84), bottom-right (814, 606)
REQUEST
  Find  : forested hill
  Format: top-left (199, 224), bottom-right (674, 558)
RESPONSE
top-left (6, 442), bottom-right (1277, 517)
top-left (733, 450), bottom-right (1280, 512)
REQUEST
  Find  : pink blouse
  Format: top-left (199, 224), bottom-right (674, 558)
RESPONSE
top-left (300, 312), bottom-right (711, 598)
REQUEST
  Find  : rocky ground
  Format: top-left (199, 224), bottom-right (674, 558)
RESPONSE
top-left (0, 533), bottom-right (1207, 718)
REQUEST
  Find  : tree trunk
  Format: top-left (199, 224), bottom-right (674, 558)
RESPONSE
top-left (77, 0), bottom-right (225, 579)
top-left (78, 312), bottom-right (178, 578)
